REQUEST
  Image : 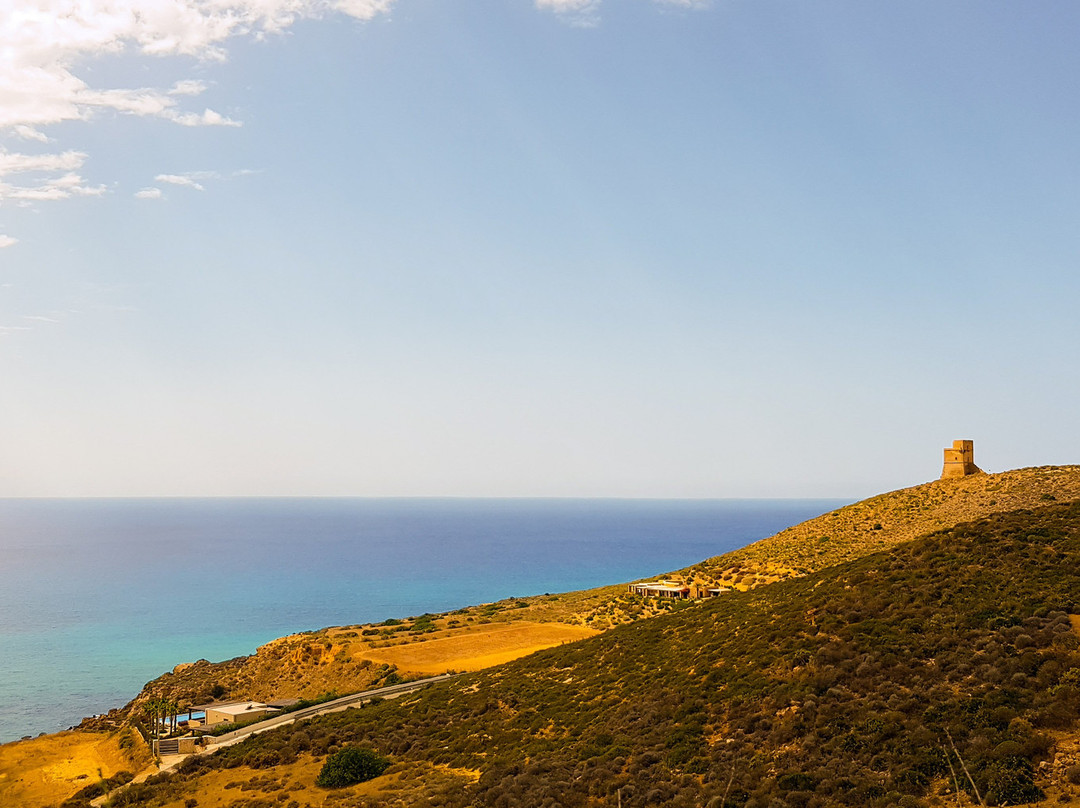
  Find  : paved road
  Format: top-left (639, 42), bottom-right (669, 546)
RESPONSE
top-left (91, 675), bottom-right (464, 807)
top-left (204, 673), bottom-right (463, 747)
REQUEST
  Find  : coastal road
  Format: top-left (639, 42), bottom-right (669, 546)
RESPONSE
top-left (93, 675), bottom-right (465, 807)
top-left (203, 673), bottom-right (463, 748)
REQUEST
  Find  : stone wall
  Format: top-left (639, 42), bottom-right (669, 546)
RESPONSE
top-left (941, 439), bottom-right (980, 479)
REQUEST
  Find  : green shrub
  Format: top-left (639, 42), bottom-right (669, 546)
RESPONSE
top-left (315, 747), bottom-right (390, 788)
top-left (982, 756), bottom-right (1044, 805)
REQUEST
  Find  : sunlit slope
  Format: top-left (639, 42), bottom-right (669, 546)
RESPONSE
top-left (114, 502), bottom-right (1080, 807)
top-left (686, 465), bottom-right (1080, 589)
top-left (0, 730), bottom-right (151, 808)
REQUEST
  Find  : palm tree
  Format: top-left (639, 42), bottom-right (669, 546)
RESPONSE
top-left (167, 698), bottom-right (179, 735)
top-left (142, 698), bottom-right (162, 739)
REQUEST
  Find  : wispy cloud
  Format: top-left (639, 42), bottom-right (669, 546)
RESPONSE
top-left (136, 167), bottom-right (254, 198)
top-left (0, 150), bottom-right (86, 176)
top-left (0, 150), bottom-right (106, 204)
top-left (0, 235), bottom-right (18, 248)
top-left (0, 309), bottom-right (71, 338)
top-left (0, 145), bottom-right (101, 208)
top-left (536, 0), bottom-right (601, 27)
top-left (169, 80), bottom-right (208, 97)
top-left (155, 173), bottom-right (212, 190)
top-left (12, 125), bottom-right (51, 143)
top-left (536, 0), bottom-right (707, 25)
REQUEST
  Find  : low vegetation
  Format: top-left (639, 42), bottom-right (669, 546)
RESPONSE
top-left (315, 747), bottom-right (391, 788)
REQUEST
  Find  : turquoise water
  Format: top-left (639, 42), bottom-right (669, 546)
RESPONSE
top-left (0, 497), bottom-right (844, 742)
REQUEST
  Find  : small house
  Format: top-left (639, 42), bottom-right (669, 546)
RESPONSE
top-left (189, 700), bottom-right (281, 728)
top-left (627, 580), bottom-right (692, 599)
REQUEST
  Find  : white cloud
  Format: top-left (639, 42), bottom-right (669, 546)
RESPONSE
top-left (333, 0), bottom-right (395, 20)
top-left (0, 150), bottom-right (86, 176)
top-left (0, 235), bottom-right (18, 248)
top-left (0, 1), bottom-right (396, 134)
top-left (169, 79), bottom-right (208, 96)
top-left (12, 125), bottom-right (51, 143)
top-left (169, 108), bottom-right (241, 127)
top-left (155, 173), bottom-right (209, 190)
top-left (0, 158), bottom-right (105, 203)
top-left (145, 168), bottom-right (251, 195)
top-left (0, 0), bottom-right (396, 222)
top-left (536, 0), bottom-right (601, 27)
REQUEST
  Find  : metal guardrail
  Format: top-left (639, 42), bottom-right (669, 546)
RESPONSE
top-left (205, 673), bottom-right (463, 745)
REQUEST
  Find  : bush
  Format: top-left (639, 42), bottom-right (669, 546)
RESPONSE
top-left (315, 747), bottom-right (390, 788)
top-left (982, 757), bottom-right (1044, 806)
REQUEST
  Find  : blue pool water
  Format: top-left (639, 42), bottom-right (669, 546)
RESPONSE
top-left (0, 497), bottom-right (844, 742)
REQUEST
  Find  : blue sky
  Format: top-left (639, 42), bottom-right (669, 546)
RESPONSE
top-left (1, 1), bottom-right (1079, 498)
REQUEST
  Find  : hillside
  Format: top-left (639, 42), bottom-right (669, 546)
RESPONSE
top-left (105, 466), bottom-right (1080, 724)
top-left (0, 730), bottom-right (151, 808)
top-left (106, 604), bottom-right (613, 729)
top-left (85, 500), bottom-right (1080, 807)
top-left (682, 465), bottom-right (1080, 590)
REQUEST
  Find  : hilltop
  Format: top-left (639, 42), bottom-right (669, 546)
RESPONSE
top-left (683, 465), bottom-right (1080, 590)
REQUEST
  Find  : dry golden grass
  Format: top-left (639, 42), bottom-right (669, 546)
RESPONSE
top-left (151, 756), bottom-right (476, 807)
top-left (0, 730), bottom-right (152, 808)
top-left (687, 466), bottom-right (1080, 590)
top-left (357, 622), bottom-right (598, 674)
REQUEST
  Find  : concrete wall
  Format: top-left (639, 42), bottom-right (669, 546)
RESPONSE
top-left (203, 706), bottom-right (274, 726)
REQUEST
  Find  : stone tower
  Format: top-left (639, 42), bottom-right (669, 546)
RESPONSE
top-left (941, 439), bottom-right (981, 479)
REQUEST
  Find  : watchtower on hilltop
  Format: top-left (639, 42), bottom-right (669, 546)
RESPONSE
top-left (941, 439), bottom-right (981, 479)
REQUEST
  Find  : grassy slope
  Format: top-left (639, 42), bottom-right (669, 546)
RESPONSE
top-left (102, 501), bottom-right (1080, 808)
top-left (683, 465), bottom-right (1080, 588)
top-left (0, 730), bottom-right (151, 808)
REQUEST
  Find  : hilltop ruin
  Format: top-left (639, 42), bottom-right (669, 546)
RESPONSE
top-left (941, 439), bottom-right (982, 479)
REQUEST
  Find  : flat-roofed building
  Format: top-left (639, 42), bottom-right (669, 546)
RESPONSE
top-left (190, 700), bottom-right (281, 728)
top-left (627, 580), bottom-right (691, 599)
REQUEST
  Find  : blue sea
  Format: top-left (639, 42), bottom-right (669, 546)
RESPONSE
top-left (0, 497), bottom-right (844, 743)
